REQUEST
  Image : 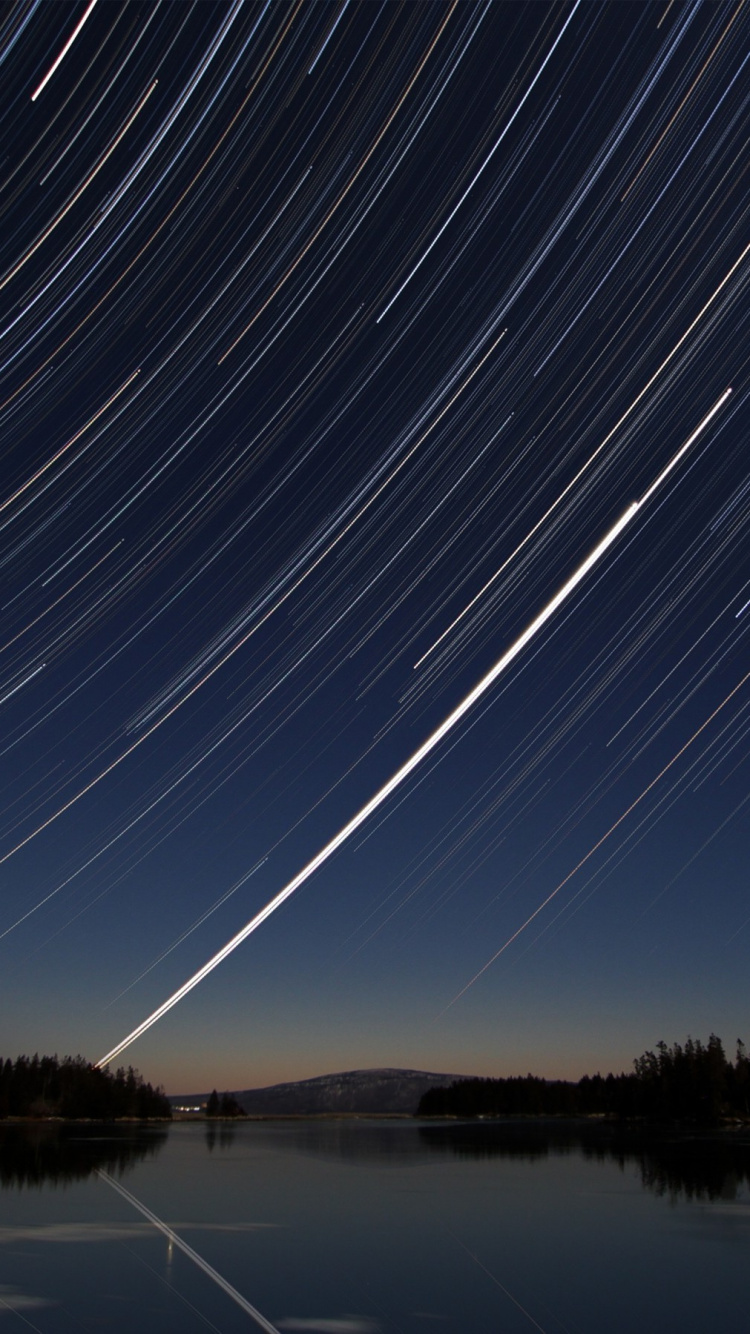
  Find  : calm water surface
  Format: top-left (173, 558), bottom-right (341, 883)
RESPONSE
top-left (1, 1119), bottom-right (749, 1333)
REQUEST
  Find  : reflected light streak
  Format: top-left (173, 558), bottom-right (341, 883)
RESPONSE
top-left (97, 1171), bottom-right (281, 1334)
top-left (453, 1236), bottom-right (547, 1333)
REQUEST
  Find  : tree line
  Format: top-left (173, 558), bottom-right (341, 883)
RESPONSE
top-left (417, 1035), bottom-right (750, 1124)
top-left (0, 1054), bottom-right (171, 1119)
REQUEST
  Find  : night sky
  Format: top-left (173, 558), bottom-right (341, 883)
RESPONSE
top-left (1, 0), bottom-right (749, 1095)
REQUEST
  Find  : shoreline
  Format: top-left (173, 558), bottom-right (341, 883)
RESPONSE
top-left (2, 1111), bottom-right (749, 1135)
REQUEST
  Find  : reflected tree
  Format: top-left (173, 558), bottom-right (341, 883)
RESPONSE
top-left (0, 1122), bottom-right (168, 1189)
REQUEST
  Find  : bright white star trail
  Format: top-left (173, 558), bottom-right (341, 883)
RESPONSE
top-left (30, 0), bottom-right (100, 103)
top-left (96, 390), bottom-right (729, 1068)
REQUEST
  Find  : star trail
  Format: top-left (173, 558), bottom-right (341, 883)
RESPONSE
top-left (1, 1), bottom-right (749, 1090)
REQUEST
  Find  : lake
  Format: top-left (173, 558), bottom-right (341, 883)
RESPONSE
top-left (1, 1119), bottom-right (749, 1332)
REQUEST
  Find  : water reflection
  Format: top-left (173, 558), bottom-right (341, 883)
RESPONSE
top-left (2, 1117), bottom-right (749, 1206)
top-left (1, 1120), bottom-right (748, 1332)
top-left (190, 1116), bottom-right (750, 1204)
top-left (0, 1121), bottom-right (167, 1188)
top-left (205, 1121), bottom-right (237, 1152)
top-left (417, 1120), bottom-right (750, 1202)
top-left (268, 1120), bottom-right (434, 1165)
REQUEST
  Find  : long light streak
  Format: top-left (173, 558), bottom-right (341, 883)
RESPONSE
top-left (639, 388), bottom-right (731, 501)
top-left (95, 393), bottom-right (730, 1068)
top-left (0, 372), bottom-right (140, 518)
top-left (414, 244), bottom-right (750, 669)
top-left (443, 651), bottom-right (750, 1014)
top-left (94, 510), bottom-right (635, 1065)
top-left (2, 83), bottom-right (158, 292)
top-left (0, 543), bottom-right (120, 655)
top-left (0, 3), bottom-right (249, 372)
top-left (620, 1), bottom-right (745, 202)
top-left (97, 1172), bottom-right (281, 1334)
top-left (30, 0), bottom-right (99, 101)
top-left (0, 327), bottom-right (507, 877)
top-left (441, 416), bottom-right (744, 1012)
top-left (308, 0), bottom-right (349, 75)
top-left (38, 3), bottom-right (164, 183)
top-left (217, 0), bottom-right (460, 362)
top-left (0, 663), bottom-right (46, 708)
top-left (375, 0), bottom-right (581, 323)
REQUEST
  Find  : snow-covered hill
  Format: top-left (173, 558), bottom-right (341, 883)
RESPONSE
top-left (171, 1067), bottom-right (474, 1115)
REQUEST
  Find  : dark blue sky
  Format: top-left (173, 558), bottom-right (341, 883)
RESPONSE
top-left (1, 0), bottom-right (749, 1093)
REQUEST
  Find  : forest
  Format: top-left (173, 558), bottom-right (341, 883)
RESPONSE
top-left (0, 1054), bottom-right (171, 1119)
top-left (418, 1036), bottom-right (750, 1123)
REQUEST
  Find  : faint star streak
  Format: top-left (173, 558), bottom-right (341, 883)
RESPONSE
top-left (415, 247), bottom-right (750, 669)
top-left (0, 326), bottom-right (507, 887)
top-left (452, 1236), bottom-right (547, 1333)
top-left (441, 599), bottom-right (750, 1004)
top-left (0, 371), bottom-right (140, 516)
top-left (376, 0), bottom-right (581, 323)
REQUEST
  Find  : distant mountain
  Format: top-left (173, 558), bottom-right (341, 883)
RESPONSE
top-left (170, 1067), bottom-right (475, 1115)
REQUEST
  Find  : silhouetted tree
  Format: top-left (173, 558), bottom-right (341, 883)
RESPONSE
top-left (0, 1054), bottom-right (170, 1119)
top-left (728, 1039), bottom-right (750, 1116)
top-left (205, 1090), bottom-right (243, 1116)
top-left (417, 1034), bottom-right (747, 1124)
